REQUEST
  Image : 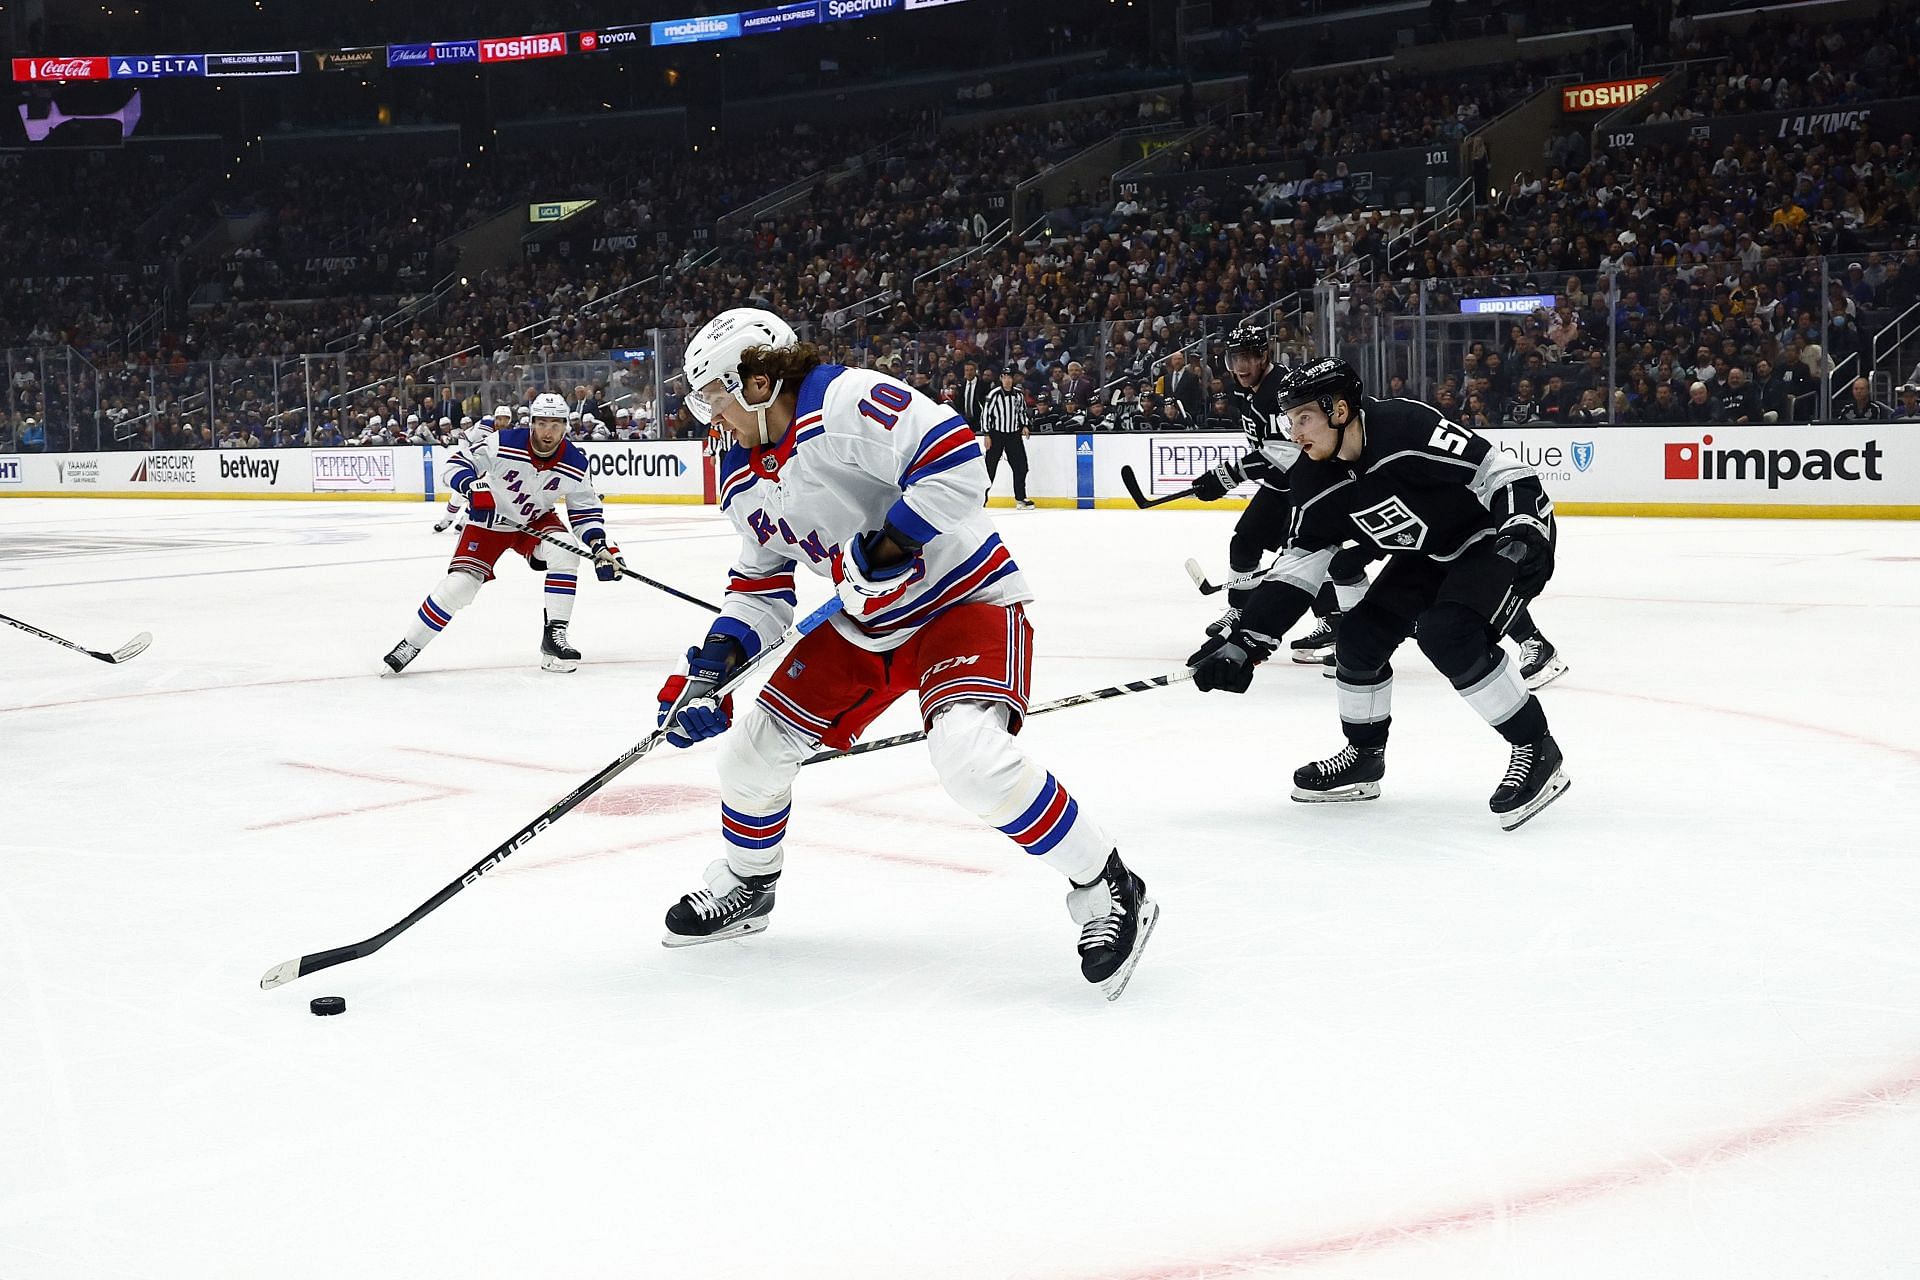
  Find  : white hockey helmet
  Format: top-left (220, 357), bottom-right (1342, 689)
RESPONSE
top-left (683, 306), bottom-right (798, 445)
top-left (530, 392), bottom-right (569, 424)
top-left (494, 405), bottom-right (515, 423)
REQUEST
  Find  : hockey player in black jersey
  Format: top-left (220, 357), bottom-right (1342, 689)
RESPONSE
top-left (1187, 358), bottom-right (1571, 830)
top-left (1190, 324), bottom-right (1337, 660)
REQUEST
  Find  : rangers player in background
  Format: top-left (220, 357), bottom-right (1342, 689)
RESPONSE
top-left (433, 406), bottom-right (511, 532)
top-left (1188, 359), bottom-right (1571, 829)
top-left (654, 307), bottom-right (1157, 999)
top-left (384, 393), bottom-right (625, 675)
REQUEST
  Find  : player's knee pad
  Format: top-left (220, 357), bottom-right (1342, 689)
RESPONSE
top-left (1328, 545), bottom-right (1376, 582)
top-left (717, 705), bottom-right (812, 810)
top-left (1227, 531), bottom-right (1264, 575)
top-left (926, 701), bottom-right (1029, 820)
top-left (1415, 602), bottom-right (1497, 685)
top-left (542, 546), bottom-right (579, 572)
top-left (438, 569), bottom-right (483, 611)
top-left (1333, 604), bottom-right (1401, 675)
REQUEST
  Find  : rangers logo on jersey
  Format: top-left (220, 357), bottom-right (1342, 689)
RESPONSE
top-left (1352, 495), bottom-right (1429, 550)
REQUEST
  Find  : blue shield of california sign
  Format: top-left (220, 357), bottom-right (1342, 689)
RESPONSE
top-left (1571, 441), bottom-right (1595, 472)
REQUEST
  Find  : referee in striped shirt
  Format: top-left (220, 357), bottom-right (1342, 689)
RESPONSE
top-left (980, 367), bottom-right (1035, 510)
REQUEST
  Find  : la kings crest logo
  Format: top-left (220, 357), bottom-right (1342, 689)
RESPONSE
top-left (1353, 495), bottom-right (1428, 550)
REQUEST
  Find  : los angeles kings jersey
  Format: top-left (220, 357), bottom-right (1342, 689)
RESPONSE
top-left (1262, 396), bottom-right (1548, 598)
top-left (712, 364), bottom-right (1030, 656)
top-left (1229, 362), bottom-right (1301, 492)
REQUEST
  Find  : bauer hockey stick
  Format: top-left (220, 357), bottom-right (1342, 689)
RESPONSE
top-left (1183, 557), bottom-right (1276, 597)
top-left (259, 597), bottom-right (844, 991)
top-left (506, 520), bottom-right (724, 615)
top-left (803, 667), bottom-right (1196, 765)
top-left (0, 610), bottom-right (151, 664)
top-left (1119, 465), bottom-right (1198, 510)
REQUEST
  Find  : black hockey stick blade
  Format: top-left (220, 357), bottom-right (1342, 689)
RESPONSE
top-left (803, 668), bottom-right (1196, 765)
top-left (1119, 465), bottom-right (1195, 510)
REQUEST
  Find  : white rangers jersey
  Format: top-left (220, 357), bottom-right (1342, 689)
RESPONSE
top-left (443, 427), bottom-right (606, 541)
top-left (713, 364), bottom-right (1029, 656)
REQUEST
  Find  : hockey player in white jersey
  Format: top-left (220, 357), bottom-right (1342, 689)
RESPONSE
top-left (432, 408), bottom-right (509, 532)
top-left (653, 308), bottom-right (1156, 998)
top-left (384, 393), bottom-right (626, 674)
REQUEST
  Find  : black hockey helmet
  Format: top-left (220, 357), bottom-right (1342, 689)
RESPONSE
top-left (1276, 357), bottom-right (1364, 419)
top-left (1224, 323), bottom-right (1269, 354)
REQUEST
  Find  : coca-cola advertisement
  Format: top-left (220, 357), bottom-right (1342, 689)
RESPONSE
top-left (9, 57), bottom-right (110, 82)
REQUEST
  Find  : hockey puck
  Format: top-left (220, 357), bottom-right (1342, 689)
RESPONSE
top-left (309, 996), bottom-right (346, 1017)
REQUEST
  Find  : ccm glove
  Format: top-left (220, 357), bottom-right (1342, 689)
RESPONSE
top-left (583, 530), bottom-right (627, 583)
top-left (655, 633), bottom-right (743, 747)
top-left (1191, 459), bottom-right (1243, 503)
top-left (461, 479), bottom-right (497, 530)
top-left (1188, 629), bottom-right (1277, 695)
top-left (1494, 518), bottom-right (1552, 598)
top-left (833, 526), bottom-right (926, 615)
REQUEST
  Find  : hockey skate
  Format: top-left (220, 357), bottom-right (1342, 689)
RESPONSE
top-left (662, 860), bottom-right (779, 947)
top-left (1292, 743), bottom-right (1385, 802)
top-left (1517, 636), bottom-right (1568, 690)
top-left (1015, 499), bottom-right (1037, 511)
top-left (1291, 615), bottom-right (1338, 664)
top-left (380, 640), bottom-right (420, 676)
top-left (540, 618), bottom-right (580, 673)
top-left (1490, 733), bottom-right (1570, 831)
top-left (432, 514), bottom-right (456, 533)
top-left (1204, 605), bottom-right (1242, 641)
top-left (1066, 851), bottom-right (1159, 1001)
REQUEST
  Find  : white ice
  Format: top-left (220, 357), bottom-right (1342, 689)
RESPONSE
top-left (2, 497), bottom-right (1918, 1280)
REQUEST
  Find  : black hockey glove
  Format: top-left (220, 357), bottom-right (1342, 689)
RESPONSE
top-left (1494, 519), bottom-right (1552, 598)
top-left (1190, 459), bottom-right (1244, 503)
top-left (1188, 629), bottom-right (1277, 694)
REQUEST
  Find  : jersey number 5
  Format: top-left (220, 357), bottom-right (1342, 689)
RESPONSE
top-left (857, 382), bottom-right (914, 430)
top-left (1428, 422), bottom-right (1472, 456)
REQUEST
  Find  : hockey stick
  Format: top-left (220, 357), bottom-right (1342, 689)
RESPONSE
top-left (802, 667), bottom-right (1195, 765)
top-left (0, 610), bottom-right (151, 665)
top-left (1183, 557), bottom-right (1274, 596)
top-left (505, 520), bottom-right (723, 615)
top-left (259, 597), bottom-right (843, 991)
top-left (1119, 465), bottom-right (1199, 510)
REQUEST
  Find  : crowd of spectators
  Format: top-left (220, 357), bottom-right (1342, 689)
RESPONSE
top-left (10, 7), bottom-right (1920, 448)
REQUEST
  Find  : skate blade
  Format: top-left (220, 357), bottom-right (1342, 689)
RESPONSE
top-left (1291, 782), bottom-right (1381, 803)
top-left (1290, 646), bottom-right (1333, 664)
top-left (660, 918), bottom-right (769, 949)
top-left (1497, 769), bottom-right (1571, 831)
top-left (1098, 897), bottom-right (1160, 1002)
top-left (1523, 657), bottom-right (1569, 690)
top-left (540, 656), bottom-right (579, 673)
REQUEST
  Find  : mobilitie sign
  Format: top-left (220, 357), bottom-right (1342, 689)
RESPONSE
top-left (650, 13), bottom-right (743, 45)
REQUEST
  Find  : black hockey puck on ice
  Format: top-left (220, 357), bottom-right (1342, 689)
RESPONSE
top-left (310, 996), bottom-right (346, 1016)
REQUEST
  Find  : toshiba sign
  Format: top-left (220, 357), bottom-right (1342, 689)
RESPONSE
top-left (1561, 77), bottom-right (1659, 112)
top-left (478, 32), bottom-right (567, 63)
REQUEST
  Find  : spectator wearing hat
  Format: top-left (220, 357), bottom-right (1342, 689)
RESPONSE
top-left (1895, 383), bottom-right (1920, 419)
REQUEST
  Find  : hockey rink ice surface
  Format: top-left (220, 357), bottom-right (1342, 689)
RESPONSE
top-left (3, 497), bottom-right (1919, 1280)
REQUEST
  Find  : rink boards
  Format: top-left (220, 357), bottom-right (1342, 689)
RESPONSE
top-left (3, 427), bottom-right (1917, 517)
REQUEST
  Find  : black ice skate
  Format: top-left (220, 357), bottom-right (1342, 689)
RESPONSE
top-left (540, 617), bottom-right (580, 673)
top-left (1204, 605), bottom-right (1242, 640)
top-left (1490, 733), bottom-right (1570, 831)
top-left (1517, 636), bottom-right (1568, 690)
top-left (662, 859), bottom-right (779, 947)
top-left (1066, 851), bottom-right (1159, 1001)
top-left (1291, 615), bottom-right (1338, 664)
top-left (431, 513), bottom-right (456, 533)
top-left (1292, 744), bottom-right (1385, 802)
top-left (381, 640), bottom-right (420, 675)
